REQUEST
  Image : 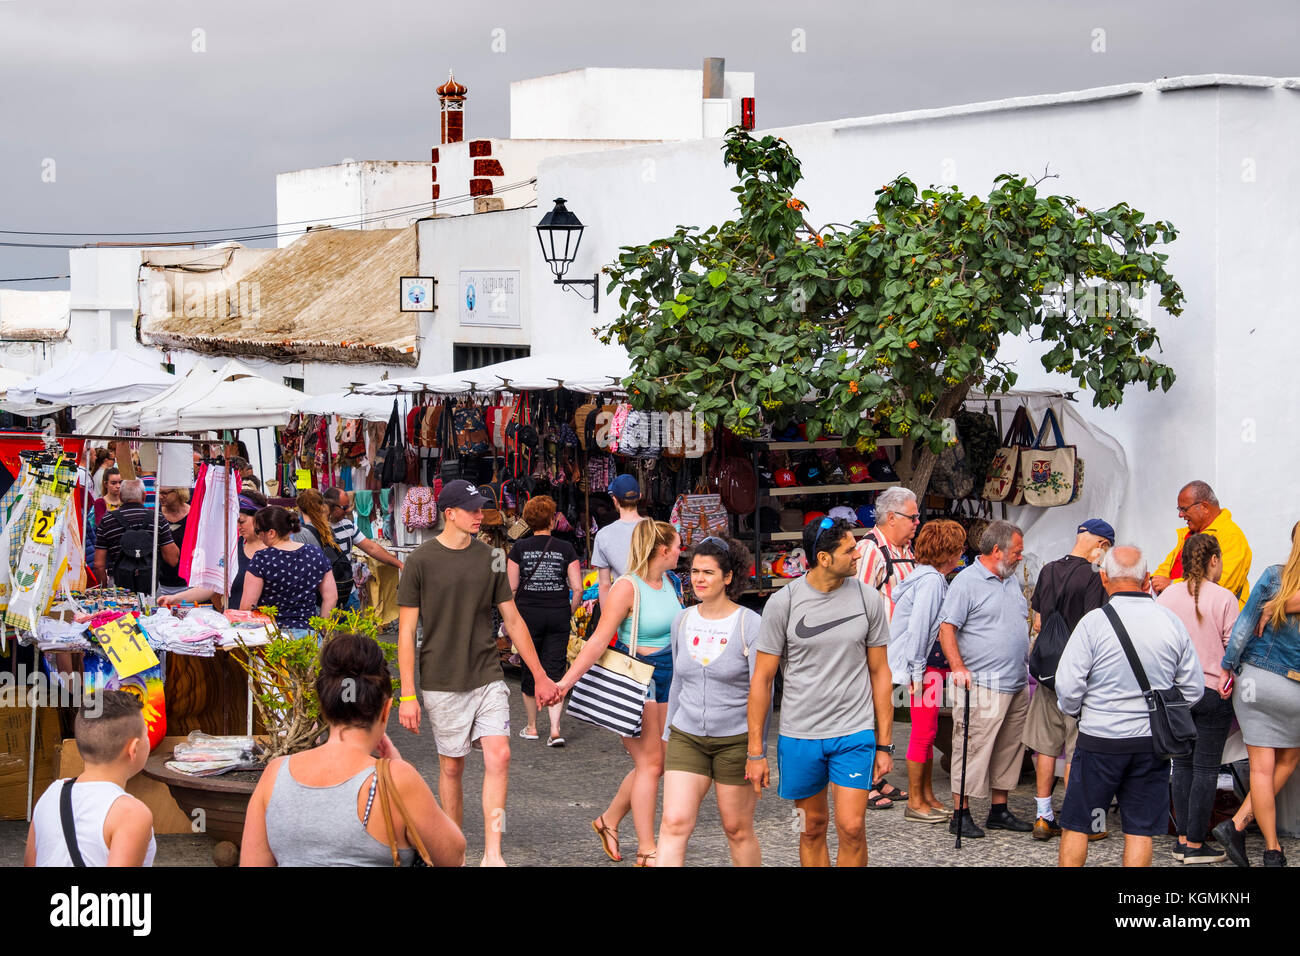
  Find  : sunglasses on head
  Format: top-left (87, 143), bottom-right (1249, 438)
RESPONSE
top-left (697, 535), bottom-right (729, 551)
top-left (813, 516), bottom-right (838, 555)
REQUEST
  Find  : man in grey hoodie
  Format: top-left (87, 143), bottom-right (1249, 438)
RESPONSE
top-left (1056, 545), bottom-right (1203, 867)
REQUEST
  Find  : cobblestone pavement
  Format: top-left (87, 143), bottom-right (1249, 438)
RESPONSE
top-left (2, 670), bottom-right (1295, 867)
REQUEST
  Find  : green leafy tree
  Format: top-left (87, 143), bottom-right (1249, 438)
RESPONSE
top-left (602, 128), bottom-right (1184, 493)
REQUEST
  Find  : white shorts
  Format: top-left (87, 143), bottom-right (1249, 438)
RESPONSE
top-left (422, 680), bottom-right (511, 758)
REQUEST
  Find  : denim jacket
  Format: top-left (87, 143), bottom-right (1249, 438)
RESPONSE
top-left (1222, 565), bottom-right (1300, 679)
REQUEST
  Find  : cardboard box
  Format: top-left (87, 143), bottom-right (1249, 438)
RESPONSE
top-left (54, 736), bottom-right (193, 835)
top-left (0, 703), bottom-right (63, 820)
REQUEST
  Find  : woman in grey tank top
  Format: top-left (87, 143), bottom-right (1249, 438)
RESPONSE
top-left (240, 635), bottom-right (465, 867)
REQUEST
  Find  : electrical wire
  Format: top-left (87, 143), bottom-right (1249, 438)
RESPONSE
top-left (0, 178), bottom-right (538, 249)
top-left (0, 274), bottom-right (70, 283)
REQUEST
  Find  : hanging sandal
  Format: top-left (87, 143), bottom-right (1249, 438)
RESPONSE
top-left (635, 850), bottom-right (657, 868)
top-left (592, 815), bottom-right (621, 862)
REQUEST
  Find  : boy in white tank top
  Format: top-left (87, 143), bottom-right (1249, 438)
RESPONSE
top-left (25, 690), bottom-right (156, 867)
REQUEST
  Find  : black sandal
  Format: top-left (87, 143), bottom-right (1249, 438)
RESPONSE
top-left (872, 778), bottom-right (909, 801)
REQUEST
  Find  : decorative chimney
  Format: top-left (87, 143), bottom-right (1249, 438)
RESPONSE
top-left (437, 69), bottom-right (468, 145)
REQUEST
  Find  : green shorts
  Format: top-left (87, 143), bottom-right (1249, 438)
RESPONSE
top-left (665, 727), bottom-right (750, 786)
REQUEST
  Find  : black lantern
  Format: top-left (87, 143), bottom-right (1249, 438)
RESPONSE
top-left (536, 197), bottom-right (599, 313)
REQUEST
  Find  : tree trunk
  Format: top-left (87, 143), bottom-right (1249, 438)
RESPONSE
top-left (903, 378), bottom-right (976, 498)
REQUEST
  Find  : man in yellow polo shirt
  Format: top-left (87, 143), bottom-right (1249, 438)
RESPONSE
top-left (1151, 480), bottom-right (1252, 606)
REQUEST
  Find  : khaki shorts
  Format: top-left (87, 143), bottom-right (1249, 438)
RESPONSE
top-left (421, 680), bottom-right (511, 758)
top-left (665, 727), bottom-right (749, 786)
top-left (1021, 683), bottom-right (1079, 760)
top-left (950, 684), bottom-right (1030, 797)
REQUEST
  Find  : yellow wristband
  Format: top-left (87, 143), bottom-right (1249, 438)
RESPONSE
top-left (398, 694), bottom-right (417, 702)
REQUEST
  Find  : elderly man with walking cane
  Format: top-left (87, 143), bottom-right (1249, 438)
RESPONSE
top-left (937, 520), bottom-right (1034, 839)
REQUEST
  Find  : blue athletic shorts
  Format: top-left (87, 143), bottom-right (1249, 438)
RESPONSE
top-left (776, 729), bottom-right (876, 801)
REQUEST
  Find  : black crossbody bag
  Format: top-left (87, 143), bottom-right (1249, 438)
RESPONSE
top-left (1101, 604), bottom-right (1197, 761)
top-left (60, 779), bottom-right (88, 867)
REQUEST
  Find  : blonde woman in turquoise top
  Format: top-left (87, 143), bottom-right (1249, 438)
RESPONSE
top-left (559, 519), bottom-right (682, 867)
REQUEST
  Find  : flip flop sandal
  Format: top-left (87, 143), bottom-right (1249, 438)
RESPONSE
top-left (635, 850), bottom-right (657, 868)
top-left (518, 728), bottom-right (539, 740)
top-left (547, 736), bottom-right (566, 747)
top-left (867, 792), bottom-right (895, 810)
top-left (592, 816), bottom-right (621, 862)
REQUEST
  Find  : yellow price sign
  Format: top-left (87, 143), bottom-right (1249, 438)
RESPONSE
top-left (93, 617), bottom-right (160, 679)
top-left (31, 509), bottom-right (57, 545)
top-left (295, 468), bottom-right (311, 490)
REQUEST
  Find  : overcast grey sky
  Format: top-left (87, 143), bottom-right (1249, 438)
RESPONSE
top-left (1, 0), bottom-right (1296, 287)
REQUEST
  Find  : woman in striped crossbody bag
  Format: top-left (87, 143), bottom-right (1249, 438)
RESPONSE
top-left (557, 519), bottom-right (682, 867)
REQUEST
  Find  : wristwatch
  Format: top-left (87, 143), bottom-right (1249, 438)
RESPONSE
top-left (875, 744), bottom-right (895, 755)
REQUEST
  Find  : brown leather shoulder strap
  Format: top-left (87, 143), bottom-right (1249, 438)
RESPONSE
top-left (379, 759), bottom-right (433, 866)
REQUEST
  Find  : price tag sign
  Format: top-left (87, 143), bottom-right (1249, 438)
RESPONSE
top-left (92, 617), bottom-right (159, 679)
top-left (31, 509), bottom-right (57, 545)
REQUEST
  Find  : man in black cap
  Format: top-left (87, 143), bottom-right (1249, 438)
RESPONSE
top-left (1023, 518), bottom-right (1113, 841)
top-left (395, 479), bottom-right (558, 867)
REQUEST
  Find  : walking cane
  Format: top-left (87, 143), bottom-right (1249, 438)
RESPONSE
top-left (956, 682), bottom-right (971, 849)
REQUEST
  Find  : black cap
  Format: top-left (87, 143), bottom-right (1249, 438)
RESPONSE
top-left (439, 479), bottom-right (487, 512)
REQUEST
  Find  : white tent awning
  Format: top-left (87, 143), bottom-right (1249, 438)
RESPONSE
top-left (8, 350), bottom-right (174, 407)
top-left (352, 351), bottom-right (631, 396)
top-left (294, 390), bottom-right (394, 423)
top-left (113, 365), bottom-right (220, 431)
top-left (137, 360), bottom-right (306, 433)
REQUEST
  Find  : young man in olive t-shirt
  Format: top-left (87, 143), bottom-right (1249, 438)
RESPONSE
top-left (396, 480), bottom-right (559, 867)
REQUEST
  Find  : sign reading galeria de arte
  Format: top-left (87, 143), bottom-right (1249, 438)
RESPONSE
top-left (459, 269), bottom-right (520, 328)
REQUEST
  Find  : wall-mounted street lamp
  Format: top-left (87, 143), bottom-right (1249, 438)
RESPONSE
top-left (535, 197), bottom-right (599, 313)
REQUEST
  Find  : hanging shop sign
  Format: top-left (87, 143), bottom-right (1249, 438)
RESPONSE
top-left (459, 269), bottom-right (521, 328)
top-left (399, 276), bottom-right (437, 312)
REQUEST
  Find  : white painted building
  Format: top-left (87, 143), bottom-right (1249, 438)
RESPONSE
top-left (533, 74), bottom-right (1300, 568)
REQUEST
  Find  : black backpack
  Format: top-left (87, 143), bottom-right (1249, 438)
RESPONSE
top-left (1028, 610), bottom-right (1072, 690)
top-left (1028, 560), bottom-right (1093, 689)
top-left (113, 514), bottom-right (158, 594)
top-left (306, 527), bottom-right (354, 603)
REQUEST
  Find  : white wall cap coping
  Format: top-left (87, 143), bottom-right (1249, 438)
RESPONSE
top-left (1281, 78), bottom-right (1300, 91)
top-left (830, 82), bottom-right (1148, 133)
top-left (1155, 74), bottom-right (1279, 91)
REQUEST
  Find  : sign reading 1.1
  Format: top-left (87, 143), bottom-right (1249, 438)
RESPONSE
top-left (460, 269), bottom-right (520, 328)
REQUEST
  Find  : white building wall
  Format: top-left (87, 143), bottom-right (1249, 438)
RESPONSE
top-left (510, 68), bottom-right (755, 141)
top-left (275, 162), bottom-right (433, 248)
top-left (534, 77), bottom-right (1300, 568)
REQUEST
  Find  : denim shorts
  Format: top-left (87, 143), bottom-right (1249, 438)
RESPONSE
top-left (614, 642), bottom-right (673, 704)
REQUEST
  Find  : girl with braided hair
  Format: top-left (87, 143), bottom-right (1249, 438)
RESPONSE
top-left (1157, 533), bottom-right (1239, 863)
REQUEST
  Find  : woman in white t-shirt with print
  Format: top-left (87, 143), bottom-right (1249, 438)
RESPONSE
top-left (657, 536), bottom-right (766, 866)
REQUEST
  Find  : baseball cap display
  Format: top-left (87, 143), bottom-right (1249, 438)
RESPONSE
top-left (795, 459), bottom-right (824, 485)
top-left (868, 457), bottom-right (900, 482)
top-left (1077, 518), bottom-right (1116, 544)
top-left (802, 510), bottom-right (828, 527)
top-left (608, 473), bottom-right (641, 502)
top-left (828, 505), bottom-right (860, 526)
top-left (438, 479), bottom-right (487, 512)
top-left (779, 507), bottom-right (804, 532)
top-left (847, 462), bottom-right (871, 484)
top-left (856, 504), bottom-right (877, 528)
top-left (774, 468), bottom-right (798, 488)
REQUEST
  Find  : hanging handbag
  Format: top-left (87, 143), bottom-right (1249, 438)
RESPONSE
top-left (1101, 605), bottom-right (1197, 761)
top-left (566, 575), bottom-right (655, 737)
top-left (1018, 408), bottom-right (1077, 508)
top-left (717, 430), bottom-right (757, 516)
top-left (379, 400), bottom-right (407, 487)
top-left (375, 758), bottom-right (434, 867)
top-left (981, 406), bottom-right (1035, 504)
top-left (670, 492), bottom-right (729, 549)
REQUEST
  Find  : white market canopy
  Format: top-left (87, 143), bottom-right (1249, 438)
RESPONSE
top-left (352, 351), bottom-right (631, 396)
top-left (0, 366), bottom-right (31, 395)
top-left (294, 390), bottom-right (394, 423)
top-left (112, 364), bottom-right (220, 431)
top-left (137, 360), bottom-right (307, 433)
top-left (4, 350), bottom-right (175, 412)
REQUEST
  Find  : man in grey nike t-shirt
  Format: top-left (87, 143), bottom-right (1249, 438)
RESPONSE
top-left (748, 518), bottom-right (894, 867)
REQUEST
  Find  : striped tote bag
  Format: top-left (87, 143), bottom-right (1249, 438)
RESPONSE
top-left (566, 575), bottom-right (655, 737)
